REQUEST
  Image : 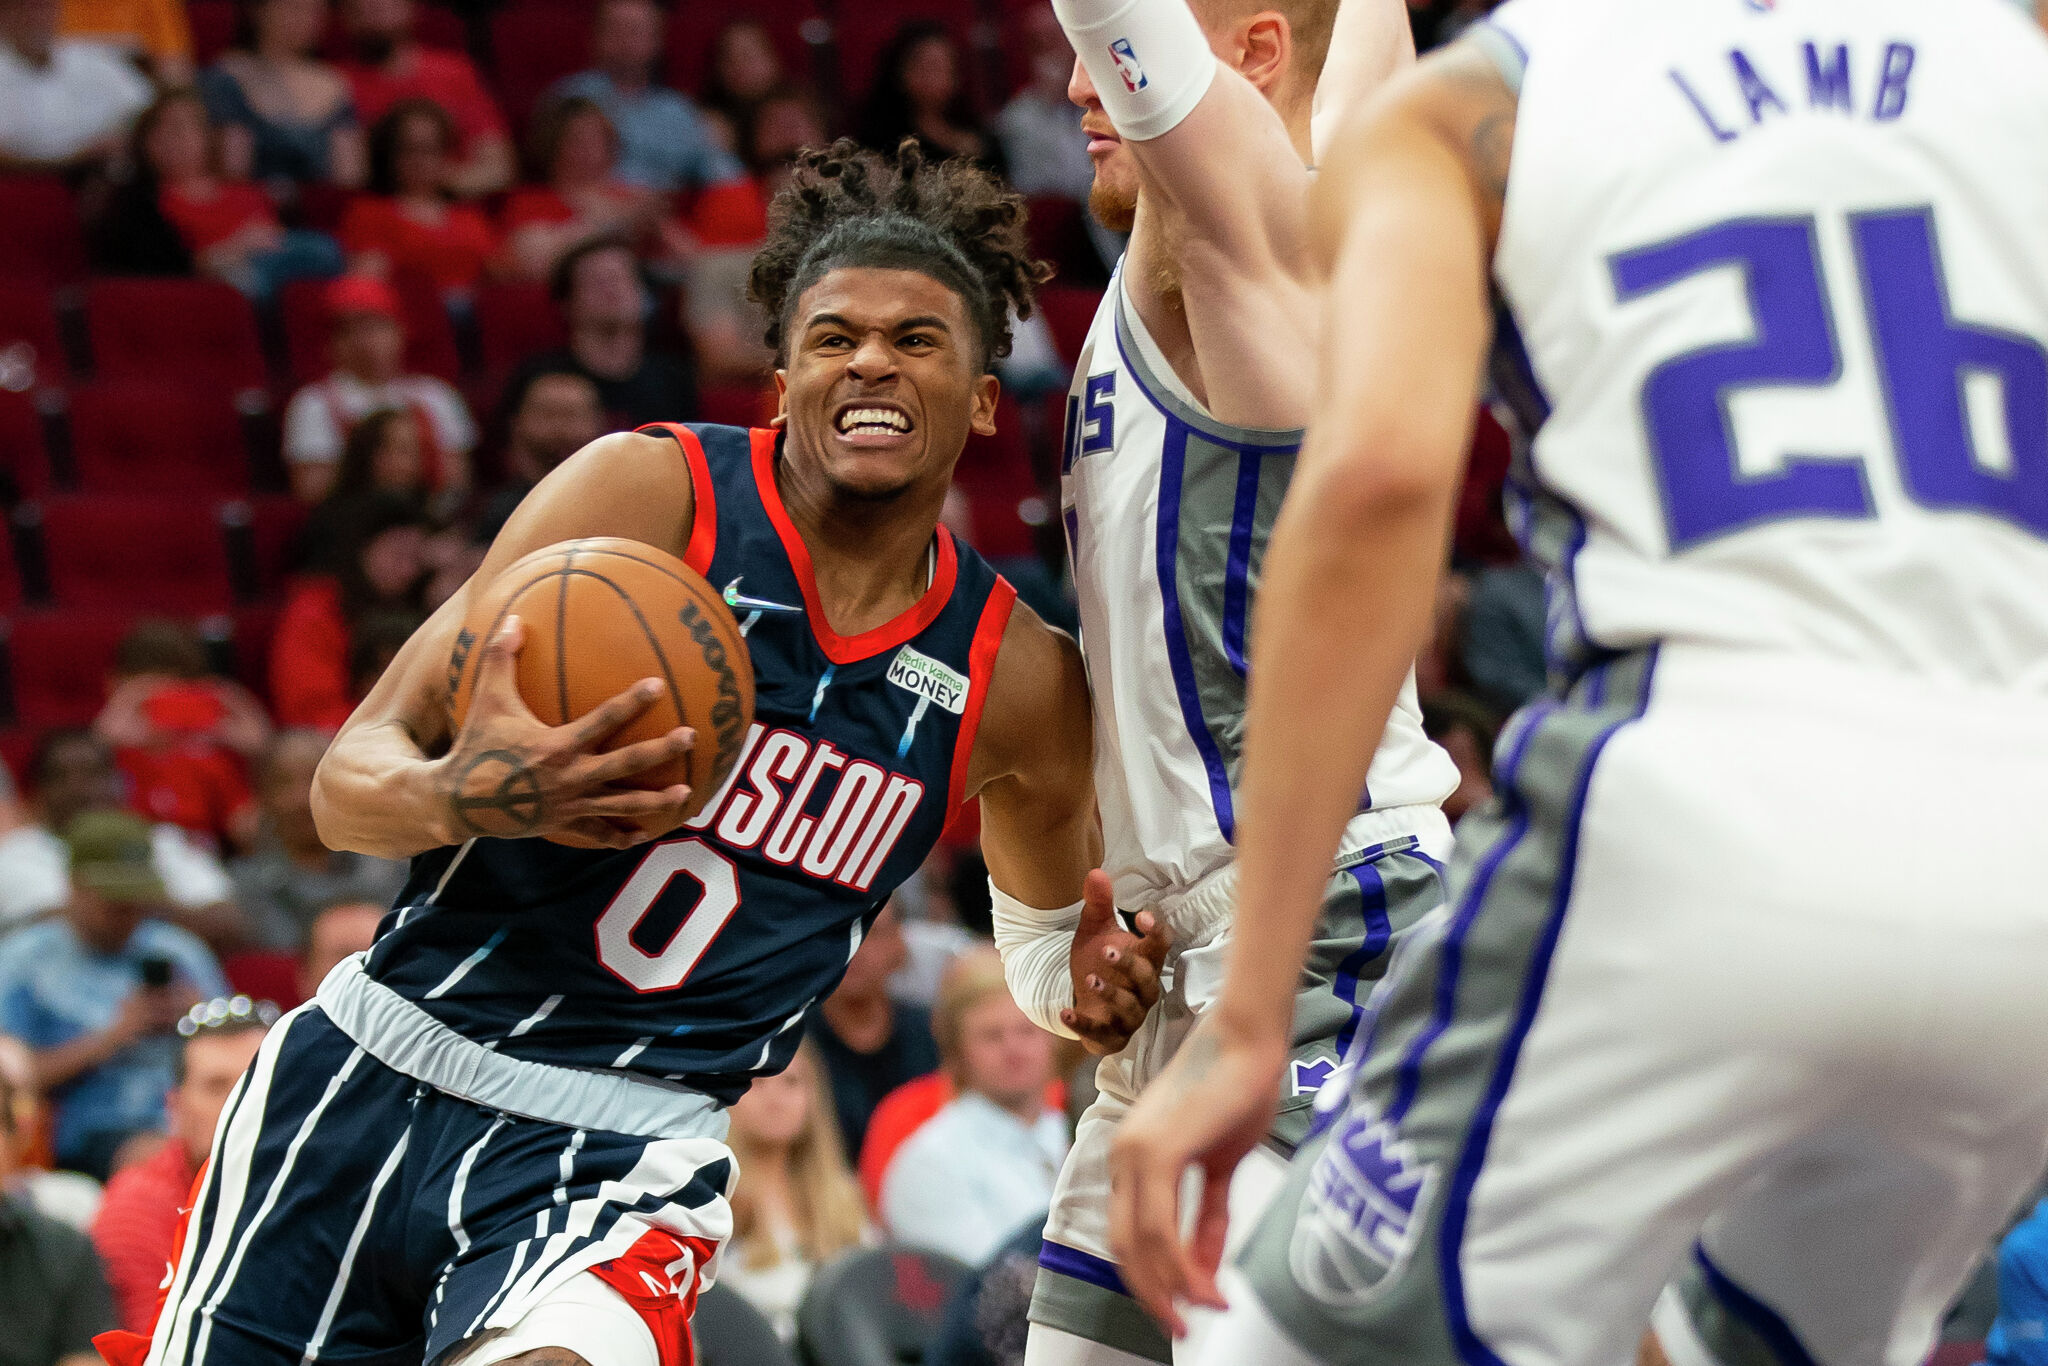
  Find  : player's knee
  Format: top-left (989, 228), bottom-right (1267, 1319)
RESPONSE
top-left (495, 1350), bottom-right (593, 1366)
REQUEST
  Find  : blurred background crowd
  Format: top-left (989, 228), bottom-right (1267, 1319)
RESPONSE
top-left (2, 0), bottom-right (2022, 1364)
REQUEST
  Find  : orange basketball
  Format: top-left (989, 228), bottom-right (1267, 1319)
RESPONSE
top-left (448, 538), bottom-right (755, 830)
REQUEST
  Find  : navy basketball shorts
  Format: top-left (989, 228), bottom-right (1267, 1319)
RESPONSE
top-left (144, 984), bottom-right (737, 1366)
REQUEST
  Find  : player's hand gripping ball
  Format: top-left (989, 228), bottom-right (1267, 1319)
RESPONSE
top-left (449, 538), bottom-right (755, 842)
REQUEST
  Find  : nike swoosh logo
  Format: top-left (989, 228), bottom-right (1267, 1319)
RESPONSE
top-left (723, 577), bottom-right (804, 614)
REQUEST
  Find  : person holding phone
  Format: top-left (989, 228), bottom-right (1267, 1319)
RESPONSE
top-left (0, 812), bottom-right (227, 1181)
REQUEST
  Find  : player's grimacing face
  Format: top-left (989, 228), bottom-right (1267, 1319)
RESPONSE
top-left (775, 266), bottom-right (999, 501)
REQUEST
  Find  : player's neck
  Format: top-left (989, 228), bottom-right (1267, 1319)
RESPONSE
top-left (776, 457), bottom-right (946, 634)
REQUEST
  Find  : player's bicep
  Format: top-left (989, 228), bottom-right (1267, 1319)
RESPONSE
top-left (971, 611), bottom-right (1098, 905)
top-left (1135, 70), bottom-right (1311, 264)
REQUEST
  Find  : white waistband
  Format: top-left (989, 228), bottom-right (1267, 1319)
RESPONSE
top-left (1151, 802), bottom-right (1453, 948)
top-left (316, 955), bottom-right (729, 1142)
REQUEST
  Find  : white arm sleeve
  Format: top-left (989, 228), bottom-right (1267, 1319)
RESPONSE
top-left (1052, 0), bottom-right (1216, 142)
top-left (989, 880), bottom-right (1083, 1040)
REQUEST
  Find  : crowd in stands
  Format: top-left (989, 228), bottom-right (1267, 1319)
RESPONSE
top-left (1, 0), bottom-right (1882, 1361)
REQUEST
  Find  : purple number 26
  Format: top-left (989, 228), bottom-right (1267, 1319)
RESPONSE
top-left (1610, 207), bottom-right (2048, 550)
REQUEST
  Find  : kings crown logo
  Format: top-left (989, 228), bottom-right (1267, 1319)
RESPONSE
top-left (1289, 1101), bottom-right (1436, 1306)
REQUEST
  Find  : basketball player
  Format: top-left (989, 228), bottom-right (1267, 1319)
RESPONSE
top-left (1108, 3), bottom-right (2048, 1365)
top-left (127, 142), bottom-right (1102, 1366)
top-left (997, 2), bottom-right (1459, 1363)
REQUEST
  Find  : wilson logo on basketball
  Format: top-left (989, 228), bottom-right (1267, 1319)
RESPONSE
top-left (683, 722), bottom-right (924, 891)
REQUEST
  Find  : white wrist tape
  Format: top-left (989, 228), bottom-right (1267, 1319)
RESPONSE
top-left (989, 880), bottom-right (1084, 1040)
top-left (1053, 0), bottom-right (1216, 141)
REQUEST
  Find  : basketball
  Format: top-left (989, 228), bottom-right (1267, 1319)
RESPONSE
top-left (448, 538), bottom-right (755, 828)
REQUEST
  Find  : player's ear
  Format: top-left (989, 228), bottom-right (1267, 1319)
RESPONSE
top-left (770, 369), bottom-right (789, 429)
top-left (970, 372), bottom-right (1000, 437)
top-left (1237, 11), bottom-right (1292, 94)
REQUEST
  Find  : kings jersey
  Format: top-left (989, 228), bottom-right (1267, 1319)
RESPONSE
top-left (364, 424), bottom-right (1017, 1101)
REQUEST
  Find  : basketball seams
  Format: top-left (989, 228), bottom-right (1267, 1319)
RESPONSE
top-left (555, 545), bottom-right (574, 724)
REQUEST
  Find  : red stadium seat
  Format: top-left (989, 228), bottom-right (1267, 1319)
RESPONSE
top-left (321, 3), bottom-right (467, 61)
top-left (6, 608), bottom-right (132, 727)
top-left (222, 951), bottom-right (304, 1008)
top-left (698, 383), bottom-right (774, 430)
top-left (188, 0), bottom-right (237, 65)
top-left (0, 516), bottom-right (18, 610)
top-left (68, 383), bottom-right (250, 495)
top-left (491, 2), bottom-right (594, 133)
top-left (0, 177), bottom-right (88, 285)
top-left (474, 280), bottom-right (568, 379)
top-left (954, 396), bottom-right (1044, 558)
top-left (85, 280), bottom-right (270, 394)
top-left (0, 390), bottom-right (50, 498)
top-left (664, 0), bottom-right (823, 96)
top-left (279, 280), bottom-right (333, 388)
top-left (0, 727), bottom-right (32, 789)
top-left (228, 605), bottom-right (280, 699)
top-left (1024, 196), bottom-right (1105, 290)
top-left (0, 280), bottom-right (71, 386)
top-left (227, 496), bottom-right (310, 600)
top-left (391, 268), bottom-right (463, 383)
top-left (34, 495), bottom-right (236, 612)
top-left (1036, 283), bottom-right (1102, 367)
top-left (832, 0), bottom-right (984, 113)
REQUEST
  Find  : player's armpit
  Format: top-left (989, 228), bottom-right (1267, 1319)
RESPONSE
top-left (967, 603), bottom-right (1098, 912)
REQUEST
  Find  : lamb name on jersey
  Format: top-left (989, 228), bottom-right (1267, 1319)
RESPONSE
top-left (363, 423), bottom-right (1016, 1102)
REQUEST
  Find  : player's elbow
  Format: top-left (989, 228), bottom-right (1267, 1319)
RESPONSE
top-left (1298, 431), bottom-right (1459, 530)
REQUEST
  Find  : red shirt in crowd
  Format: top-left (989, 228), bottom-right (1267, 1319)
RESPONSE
top-left (268, 576), bottom-right (356, 731)
top-left (339, 46), bottom-right (505, 156)
top-left (90, 1138), bottom-right (198, 1333)
top-left (339, 196), bottom-right (498, 294)
top-left (159, 181), bottom-right (276, 254)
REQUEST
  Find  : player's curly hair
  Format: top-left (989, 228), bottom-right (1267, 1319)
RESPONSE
top-left (747, 138), bottom-right (1053, 372)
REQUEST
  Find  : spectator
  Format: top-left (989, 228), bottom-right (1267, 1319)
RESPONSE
top-left (95, 618), bottom-right (269, 853)
top-left (721, 1041), bottom-right (868, 1343)
top-left (334, 0), bottom-right (510, 195)
top-left (499, 96), bottom-right (686, 282)
top-left (742, 84), bottom-right (825, 202)
top-left (1421, 690), bottom-right (1499, 826)
top-left (1986, 1199), bottom-right (2048, 1366)
top-left (552, 0), bottom-right (745, 196)
top-left (698, 18), bottom-right (785, 155)
top-left (994, 5), bottom-right (1120, 274)
top-left (296, 405), bottom-right (436, 567)
top-left (199, 0), bottom-right (367, 189)
top-left (282, 274), bottom-right (477, 504)
top-left (0, 0), bottom-right (153, 172)
top-left (0, 812), bottom-right (230, 1181)
top-left (994, 7), bottom-right (1087, 202)
top-left (507, 234), bottom-right (696, 431)
top-left (230, 732), bottom-right (404, 952)
top-left (340, 98), bottom-right (500, 299)
top-left (297, 900), bottom-right (381, 1001)
top-left (0, 1049), bottom-right (116, 1366)
top-left (269, 491), bottom-right (431, 730)
top-left (57, 0), bottom-right (190, 83)
top-left (141, 88), bottom-right (346, 300)
top-left (0, 1033), bottom-right (102, 1232)
top-left (856, 21), bottom-right (998, 170)
top-left (810, 902), bottom-right (939, 1160)
top-left (0, 731), bottom-right (239, 944)
top-left (472, 366), bottom-right (603, 543)
top-left (90, 998), bottom-right (272, 1333)
top-left (880, 951), bottom-right (1065, 1266)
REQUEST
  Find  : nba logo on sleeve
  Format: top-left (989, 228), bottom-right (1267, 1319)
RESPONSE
top-left (1109, 38), bottom-right (1148, 92)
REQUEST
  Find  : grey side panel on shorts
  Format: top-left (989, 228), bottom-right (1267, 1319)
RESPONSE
top-left (1674, 1257), bottom-right (1804, 1366)
top-left (1231, 651), bottom-right (1660, 1366)
top-left (1029, 1268), bottom-right (1176, 1363)
top-left (1276, 848), bottom-right (1449, 1153)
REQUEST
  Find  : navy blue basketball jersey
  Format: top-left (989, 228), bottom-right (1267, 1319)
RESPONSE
top-left (363, 424), bottom-right (1017, 1102)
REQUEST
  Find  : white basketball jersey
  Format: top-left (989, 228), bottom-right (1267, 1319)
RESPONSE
top-left (1059, 270), bottom-right (1458, 910)
top-left (1482, 0), bottom-right (2048, 689)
